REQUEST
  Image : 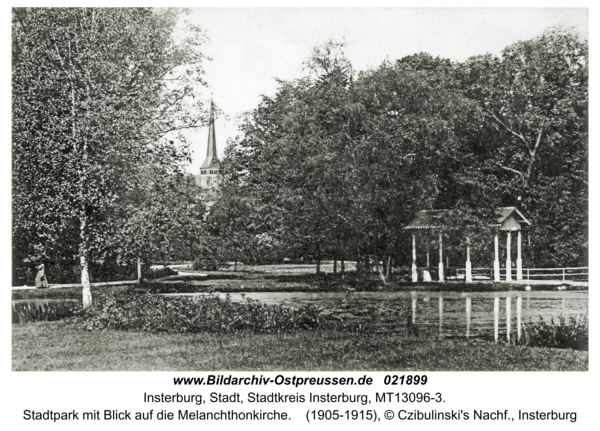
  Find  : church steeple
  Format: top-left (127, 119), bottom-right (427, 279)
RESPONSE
top-left (199, 97), bottom-right (220, 188)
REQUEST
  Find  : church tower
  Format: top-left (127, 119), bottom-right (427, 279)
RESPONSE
top-left (199, 99), bottom-right (220, 189)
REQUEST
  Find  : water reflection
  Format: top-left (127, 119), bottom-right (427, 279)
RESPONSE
top-left (162, 290), bottom-right (587, 339)
top-left (409, 293), bottom-right (587, 341)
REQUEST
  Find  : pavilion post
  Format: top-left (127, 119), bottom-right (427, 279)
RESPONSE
top-left (465, 237), bottom-right (472, 283)
top-left (438, 232), bottom-right (444, 282)
top-left (516, 230), bottom-right (523, 280)
top-left (517, 296), bottom-right (522, 341)
top-left (494, 233), bottom-right (500, 282)
top-left (423, 249), bottom-right (432, 282)
top-left (466, 296), bottom-right (472, 337)
top-left (411, 234), bottom-right (418, 282)
top-left (506, 296), bottom-right (511, 341)
top-left (438, 296), bottom-right (443, 337)
top-left (137, 255), bottom-right (143, 283)
top-left (493, 297), bottom-right (499, 343)
top-left (506, 231), bottom-right (512, 281)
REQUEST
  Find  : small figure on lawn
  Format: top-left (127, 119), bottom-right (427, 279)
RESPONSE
top-left (25, 267), bottom-right (34, 286)
top-left (35, 263), bottom-right (48, 289)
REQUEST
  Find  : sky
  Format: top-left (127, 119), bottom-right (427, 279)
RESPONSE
top-left (184, 7), bottom-right (589, 175)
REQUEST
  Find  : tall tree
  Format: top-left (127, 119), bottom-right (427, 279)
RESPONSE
top-left (114, 170), bottom-right (209, 268)
top-left (459, 27), bottom-right (588, 266)
top-left (462, 27), bottom-right (587, 199)
top-left (218, 46), bottom-right (474, 278)
top-left (13, 8), bottom-right (207, 304)
top-left (347, 53), bottom-right (474, 270)
top-left (217, 42), bottom-right (357, 270)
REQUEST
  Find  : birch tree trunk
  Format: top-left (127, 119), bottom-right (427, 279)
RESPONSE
top-left (71, 60), bottom-right (93, 307)
top-left (81, 253), bottom-right (92, 307)
top-left (80, 206), bottom-right (92, 307)
top-left (137, 256), bottom-right (143, 283)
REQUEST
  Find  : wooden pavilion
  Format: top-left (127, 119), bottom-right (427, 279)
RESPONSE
top-left (405, 207), bottom-right (531, 282)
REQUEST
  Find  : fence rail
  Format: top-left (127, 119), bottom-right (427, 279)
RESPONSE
top-left (217, 263), bottom-right (587, 282)
top-left (455, 267), bottom-right (588, 282)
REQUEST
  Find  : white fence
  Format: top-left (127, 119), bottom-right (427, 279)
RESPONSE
top-left (213, 262), bottom-right (588, 282)
top-left (455, 267), bottom-right (588, 282)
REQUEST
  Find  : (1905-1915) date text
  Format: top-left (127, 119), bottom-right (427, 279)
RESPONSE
top-left (306, 410), bottom-right (378, 422)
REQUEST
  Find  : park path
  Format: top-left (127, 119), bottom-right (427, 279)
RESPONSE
top-left (11, 269), bottom-right (588, 291)
top-left (11, 264), bottom-right (197, 291)
top-left (12, 280), bottom-right (137, 291)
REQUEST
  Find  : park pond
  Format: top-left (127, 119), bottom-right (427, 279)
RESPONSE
top-left (14, 290), bottom-right (588, 339)
top-left (165, 290), bottom-right (588, 339)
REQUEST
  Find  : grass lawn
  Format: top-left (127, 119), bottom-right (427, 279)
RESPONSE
top-left (13, 321), bottom-right (588, 371)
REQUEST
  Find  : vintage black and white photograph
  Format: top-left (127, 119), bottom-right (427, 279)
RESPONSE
top-left (11, 7), bottom-right (588, 374)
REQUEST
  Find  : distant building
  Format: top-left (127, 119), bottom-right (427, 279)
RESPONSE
top-left (197, 99), bottom-right (220, 189)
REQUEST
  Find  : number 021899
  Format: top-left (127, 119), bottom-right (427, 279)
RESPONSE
top-left (383, 375), bottom-right (427, 385)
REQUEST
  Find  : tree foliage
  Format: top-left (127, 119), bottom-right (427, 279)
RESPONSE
top-left (13, 8), bottom-right (208, 302)
top-left (458, 27), bottom-right (588, 266)
top-left (114, 169), bottom-right (209, 266)
top-left (215, 44), bottom-right (475, 275)
top-left (215, 28), bottom-right (587, 275)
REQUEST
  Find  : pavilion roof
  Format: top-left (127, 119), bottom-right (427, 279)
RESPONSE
top-left (494, 207), bottom-right (531, 226)
top-left (405, 207), bottom-right (531, 230)
top-left (404, 210), bottom-right (451, 230)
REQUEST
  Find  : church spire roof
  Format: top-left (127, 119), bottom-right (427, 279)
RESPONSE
top-left (200, 97), bottom-right (220, 169)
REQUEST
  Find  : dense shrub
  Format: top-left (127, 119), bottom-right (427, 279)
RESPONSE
top-left (44, 264), bottom-right (79, 285)
top-left (145, 266), bottom-right (179, 280)
top-left (521, 315), bottom-right (588, 351)
top-left (12, 300), bottom-right (80, 323)
top-left (192, 258), bottom-right (226, 271)
top-left (136, 280), bottom-right (318, 295)
top-left (153, 261), bottom-right (191, 267)
top-left (70, 292), bottom-right (321, 333)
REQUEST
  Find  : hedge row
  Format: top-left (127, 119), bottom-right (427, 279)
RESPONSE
top-left (69, 292), bottom-right (321, 333)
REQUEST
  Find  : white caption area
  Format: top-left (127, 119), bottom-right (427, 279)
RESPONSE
top-left (7, 371), bottom-right (595, 430)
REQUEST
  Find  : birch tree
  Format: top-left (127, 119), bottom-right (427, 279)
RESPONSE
top-left (13, 8), bottom-right (207, 305)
